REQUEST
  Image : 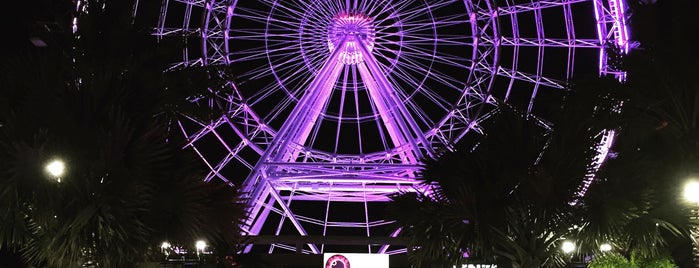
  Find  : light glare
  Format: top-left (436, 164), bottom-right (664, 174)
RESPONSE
top-left (161, 242), bottom-right (171, 249)
top-left (600, 243), bottom-right (612, 252)
top-left (195, 240), bottom-right (206, 251)
top-left (561, 240), bottom-right (575, 253)
top-left (46, 160), bottom-right (66, 178)
top-left (684, 181), bottom-right (699, 203)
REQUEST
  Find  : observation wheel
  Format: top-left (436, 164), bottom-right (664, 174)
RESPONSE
top-left (156, 0), bottom-right (629, 254)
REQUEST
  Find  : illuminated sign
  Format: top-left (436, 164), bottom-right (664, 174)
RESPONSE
top-left (323, 253), bottom-right (389, 268)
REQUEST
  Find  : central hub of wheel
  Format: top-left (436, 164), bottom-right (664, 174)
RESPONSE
top-left (327, 13), bottom-right (376, 65)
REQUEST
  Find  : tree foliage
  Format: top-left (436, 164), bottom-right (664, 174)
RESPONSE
top-left (0, 2), bottom-right (246, 267)
top-left (588, 251), bottom-right (678, 268)
top-left (389, 1), bottom-right (699, 267)
top-left (389, 94), bottom-right (605, 267)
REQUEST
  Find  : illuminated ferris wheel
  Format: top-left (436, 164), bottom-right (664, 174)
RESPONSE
top-left (155, 0), bottom-right (629, 254)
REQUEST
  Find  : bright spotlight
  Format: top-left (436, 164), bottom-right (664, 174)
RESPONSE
top-left (195, 240), bottom-right (207, 251)
top-left (45, 159), bottom-right (65, 179)
top-left (600, 243), bottom-right (612, 252)
top-left (161, 241), bottom-right (171, 250)
top-left (561, 240), bottom-right (575, 253)
top-left (684, 181), bottom-right (699, 203)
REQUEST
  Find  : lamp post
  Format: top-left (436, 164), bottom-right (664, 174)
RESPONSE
top-left (562, 240), bottom-right (577, 267)
top-left (683, 181), bottom-right (699, 204)
top-left (683, 180), bottom-right (699, 264)
top-left (161, 242), bottom-right (171, 261)
top-left (195, 240), bottom-right (206, 260)
top-left (45, 159), bottom-right (66, 182)
top-left (562, 240), bottom-right (576, 254)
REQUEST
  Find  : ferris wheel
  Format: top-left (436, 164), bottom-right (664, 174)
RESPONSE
top-left (155, 0), bottom-right (629, 254)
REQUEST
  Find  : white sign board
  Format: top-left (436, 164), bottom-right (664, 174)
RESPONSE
top-left (322, 253), bottom-right (389, 268)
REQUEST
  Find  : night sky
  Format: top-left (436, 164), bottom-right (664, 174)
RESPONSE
top-left (3, 0), bottom-right (673, 257)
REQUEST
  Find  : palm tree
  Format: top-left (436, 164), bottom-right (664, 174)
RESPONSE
top-left (578, 1), bottom-right (699, 266)
top-left (0, 2), bottom-right (246, 267)
top-left (389, 77), bottom-right (692, 267)
top-left (389, 1), bottom-right (699, 267)
top-left (389, 91), bottom-right (602, 267)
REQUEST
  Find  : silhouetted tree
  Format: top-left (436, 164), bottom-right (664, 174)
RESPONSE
top-left (0, 2), bottom-right (246, 267)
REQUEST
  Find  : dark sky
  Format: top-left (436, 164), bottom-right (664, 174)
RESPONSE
top-left (7, 0), bottom-right (688, 255)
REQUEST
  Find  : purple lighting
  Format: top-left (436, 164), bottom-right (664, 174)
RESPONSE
top-left (328, 13), bottom-right (376, 65)
top-left (576, 129), bottom-right (617, 199)
top-left (156, 0), bottom-right (628, 254)
top-left (593, 0), bottom-right (631, 80)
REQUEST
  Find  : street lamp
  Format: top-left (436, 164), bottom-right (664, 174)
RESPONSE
top-left (562, 240), bottom-right (576, 254)
top-left (561, 240), bottom-right (577, 267)
top-left (45, 159), bottom-right (66, 182)
top-left (161, 242), bottom-right (171, 260)
top-left (195, 240), bottom-right (206, 259)
top-left (684, 180), bottom-right (699, 204)
top-left (684, 180), bottom-right (699, 266)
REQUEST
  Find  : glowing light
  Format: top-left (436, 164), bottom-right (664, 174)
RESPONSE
top-left (592, 0), bottom-right (630, 80)
top-left (600, 243), bottom-right (612, 252)
top-left (561, 240), bottom-right (575, 253)
top-left (72, 17), bottom-right (78, 34)
top-left (195, 240), bottom-right (207, 251)
top-left (327, 13), bottom-right (376, 65)
top-left (684, 180), bottom-right (699, 203)
top-left (161, 242), bottom-right (171, 250)
top-left (45, 159), bottom-right (66, 180)
top-left (577, 129), bottom-right (617, 199)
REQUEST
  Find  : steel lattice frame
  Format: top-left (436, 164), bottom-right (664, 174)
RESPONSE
top-left (155, 0), bottom-right (629, 254)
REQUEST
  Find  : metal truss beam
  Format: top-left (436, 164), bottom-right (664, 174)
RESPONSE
top-left (241, 38), bottom-right (351, 239)
top-left (356, 42), bottom-right (434, 162)
top-left (476, 0), bottom-right (589, 21)
top-left (593, 0), bottom-right (631, 79)
top-left (482, 36), bottom-right (602, 48)
top-left (494, 67), bottom-right (566, 89)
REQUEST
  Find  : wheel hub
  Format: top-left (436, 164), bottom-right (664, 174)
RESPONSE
top-left (327, 13), bottom-right (376, 65)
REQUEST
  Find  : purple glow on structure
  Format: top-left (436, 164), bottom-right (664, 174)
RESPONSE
top-left (328, 13), bottom-right (375, 65)
top-left (580, 0), bottom-right (629, 198)
top-left (577, 129), bottom-right (616, 198)
top-left (378, 227), bottom-right (403, 254)
top-left (614, 0), bottom-right (631, 53)
top-left (593, 0), bottom-right (631, 80)
top-left (156, 0), bottom-right (628, 254)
